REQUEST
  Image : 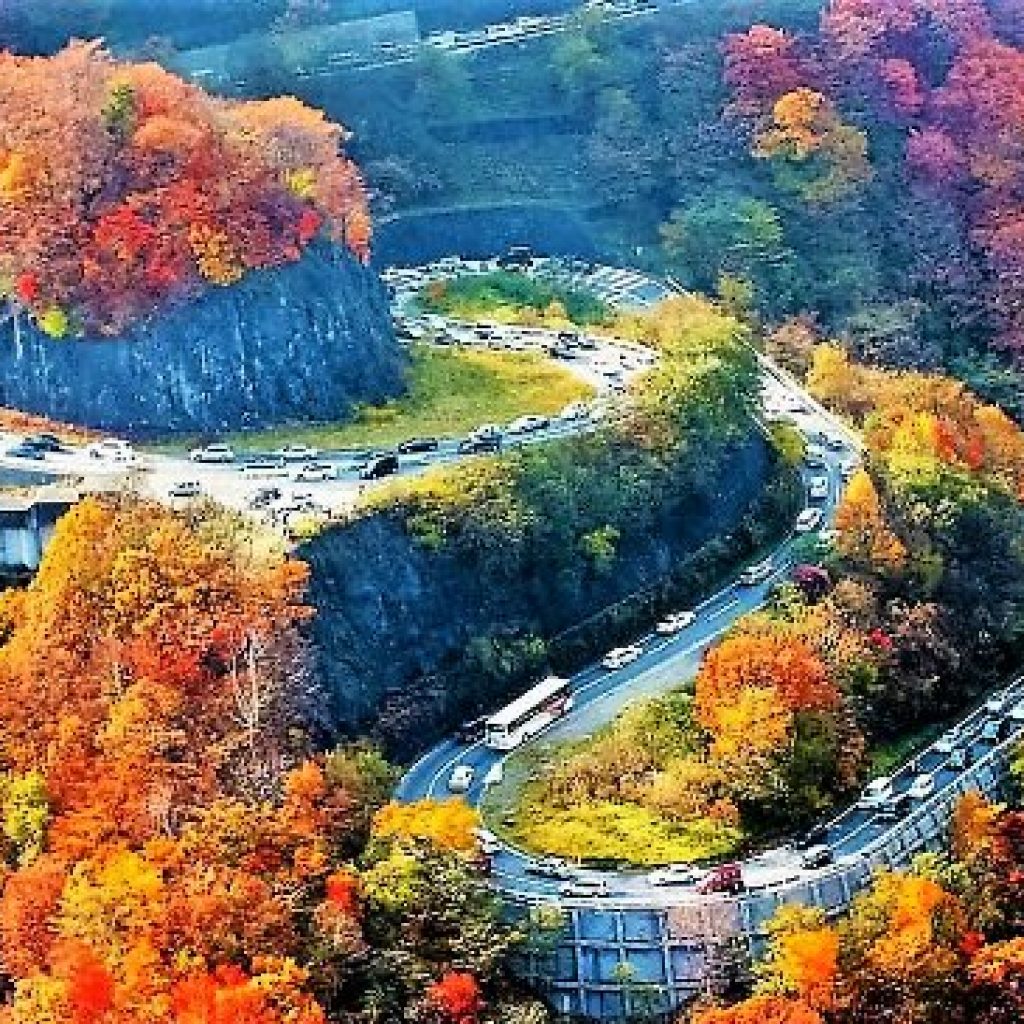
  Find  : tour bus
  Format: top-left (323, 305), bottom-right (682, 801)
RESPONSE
top-left (484, 675), bottom-right (573, 751)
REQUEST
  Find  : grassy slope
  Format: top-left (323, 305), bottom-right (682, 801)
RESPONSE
top-left (152, 344), bottom-right (593, 453)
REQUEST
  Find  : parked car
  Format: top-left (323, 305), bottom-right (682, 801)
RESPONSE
top-left (655, 611), bottom-right (697, 635)
top-left (293, 462), bottom-right (337, 483)
top-left (803, 446), bottom-right (827, 467)
top-left (447, 765), bottom-right (475, 793)
top-left (398, 437), bottom-right (440, 454)
top-left (601, 645), bottom-right (643, 670)
top-left (697, 863), bottom-right (745, 895)
top-left (857, 776), bottom-right (894, 809)
top-left (560, 877), bottom-right (609, 899)
top-left (274, 443), bottom-right (320, 462)
top-left (908, 774), bottom-right (935, 801)
top-left (985, 689), bottom-right (1011, 715)
top-left (1010, 700), bottom-right (1024, 722)
top-left (168, 480), bottom-right (202, 499)
top-left (23, 433), bottom-right (64, 453)
top-left (800, 845), bottom-right (833, 870)
top-left (738, 560), bottom-right (774, 586)
top-left (189, 443), bottom-right (235, 464)
top-left (795, 507), bottom-right (824, 533)
top-left (5, 442), bottom-right (45, 460)
top-left (935, 729), bottom-right (960, 754)
top-left (525, 857), bottom-right (574, 880)
top-left (358, 453), bottom-right (399, 480)
top-left (87, 438), bottom-right (137, 463)
top-left (648, 864), bottom-right (705, 887)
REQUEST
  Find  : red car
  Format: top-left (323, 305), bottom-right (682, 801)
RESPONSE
top-left (697, 863), bottom-right (745, 895)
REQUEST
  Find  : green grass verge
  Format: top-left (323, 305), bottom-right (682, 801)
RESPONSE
top-left (418, 270), bottom-right (612, 328)
top-left (482, 742), bottom-right (743, 868)
top-left (149, 344), bottom-right (593, 453)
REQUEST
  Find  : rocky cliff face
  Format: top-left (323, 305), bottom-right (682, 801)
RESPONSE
top-left (301, 435), bottom-right (776, 756)
top-left (0, 245), bottom-right (405, 435)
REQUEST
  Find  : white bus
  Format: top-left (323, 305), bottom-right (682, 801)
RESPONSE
top-left (484, 675), bottom-right (573, 751)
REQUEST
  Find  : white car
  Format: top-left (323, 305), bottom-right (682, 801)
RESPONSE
top-left (1010, 701), bottom-right (1024, 722)
top-left (804, 446), bottom-right (827, 467)
top-left (656, 611), bottom-right (696, 635)
top-left (601, 645), bottom-right (643, 670)
top-left (560, 877), bottom-right (609, 898)
top-left (985, 690), bottom-right (1011, 715)
top-left (447, 765), bottom-right (475, 793)
top-left (795, 508), bottom-right (824, 533)
top-left (839, 458), bottom-right (859, 480)
top-left (935, 730), bottom-right (960, 754)
top-left (648, 864), bottom-right (705, 887)
top-left (87, 438), bottom-right (137, 463)
top-left (473, 828), bottom-right (501, 855)
top-left (189, 443), bottom-right (235, 464)
top-left (908, 774), bottom-right (935, 801)
top-left (857, 776), bottom-right (894, 809)
top-left (274, 443), bottom-right (320, 462)
top-left (738, 560), bottom-right (774, 586)
top-left (293, 462), bottom-right (337, 483)
top-left (808, 477), bottom-right (829, 501)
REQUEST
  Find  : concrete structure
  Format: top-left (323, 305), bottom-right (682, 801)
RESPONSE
top-left (508, 722), bottom-right (1018, 1019)
top-left (0, 488), bottom-right (78, 573)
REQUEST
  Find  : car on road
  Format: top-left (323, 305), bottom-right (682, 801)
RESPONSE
top-left (447, 765), bottom-right (475, 793)
top-left (87, 438), bottom-right (138, 463)
top-left (655, 611), bottom-right (696, 635)
top-left (799, 845), bottom-right (833, 870)
top-left (506, 414), bottom-right (550, 436)
top-left (985, 689), bottom-right (1011, 715)
top-left (795, 507), bottom-right (824, 533)
top-left (458, 435), bottom-right (502, 455)
top-left (398, 437), bottom-right (440, 454)
top-left (839, 458), bottom-right (859, 480)
top-left (981, 719), bottom-right (1004, 742)
top-left (697, 863), bottom-right (745, 895)
top-left (168, 480), bottom-right (202, 499)
top-left (601, 645), bottom-right (643, 670)
top-left (877, 791), bottom-right (912, 820)
top-left (808, 476), bottom-right (830, 500)
top-left (948, 747), bottom-right (970, 769)
top-left (803, 446), bottom-right (827, 467)
top-left (648, 864), bottom-right (705, 887)
top-left (5, 442), bottom-right (45, 460)
top-left (456, 715), bottom-right (488, 744)
top-left (525, 857), bottom-right (574, 880)
top-left (560, 877), bottom-right (609, 899)
top-left (1010, 700), bottom-right (1024, 722)
top-left (358, 453), bottom-right (400, 480)
top-left (738, 560), bottom-right (774, 586)
top-left (293, 462), bottom-right (337, 483)
top-left (935, 729), bottom-right (960, 754)
top-left (473, 828), bottom-right (501, 856)
top-left (908, 774), bottom-right (935, 801)
top-left (857, 776), bottom-right (894, 809)
top-left (274, 443), bottom-right (320, 462)
top-left (189, 443), bottom-right (235, 464)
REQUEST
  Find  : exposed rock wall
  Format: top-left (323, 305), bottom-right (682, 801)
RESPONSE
top-left (0, 245), bottom-right (405, 435)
